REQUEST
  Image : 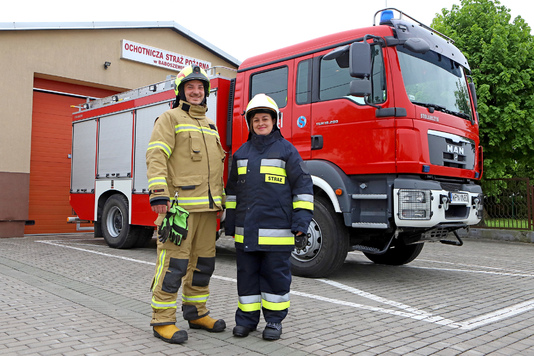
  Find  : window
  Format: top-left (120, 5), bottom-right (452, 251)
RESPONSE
top-left (319, 58), bottom-right (351, 101)
top-left (296, 59), bottom-right (311, 104)
top-left (250, 67), bottom-right (288, 109)
top-left (398, 47), bottom-right (473, 120)
top-left (370, 46), bottom-right (387, 104)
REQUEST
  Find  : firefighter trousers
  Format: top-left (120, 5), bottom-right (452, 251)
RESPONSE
top-left (235, 249), bottom-right (292, 329)
top-left (150, 211), bottom-right (217, 326)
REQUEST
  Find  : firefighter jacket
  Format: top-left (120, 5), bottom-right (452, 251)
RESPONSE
top-left (225, 130), bottom-right (314, 252)
top-left (146, 101), bottom-right (225, 215)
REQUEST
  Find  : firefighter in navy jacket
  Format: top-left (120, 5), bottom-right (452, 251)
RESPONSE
top-left (225, 94), bottom-right (314, 340)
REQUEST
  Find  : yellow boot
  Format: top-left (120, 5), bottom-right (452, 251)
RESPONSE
top-left (188, 315), bottom-right (226, 332)
top-left (153, 324), bottom-right (188, 344)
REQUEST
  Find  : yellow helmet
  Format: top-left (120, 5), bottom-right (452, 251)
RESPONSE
top-left (245, 93), bottom-right (279, 127)
top-left (174, 65), bottom-right (211, 98)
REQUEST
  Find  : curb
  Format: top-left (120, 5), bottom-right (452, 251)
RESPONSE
top-left (458, 228), bottom-right (534, 244)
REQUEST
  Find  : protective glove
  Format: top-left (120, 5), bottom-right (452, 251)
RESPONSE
top-left (294, 233), bottom-right (309, 250)
top-left (158, 203), bottom-right (189, 245)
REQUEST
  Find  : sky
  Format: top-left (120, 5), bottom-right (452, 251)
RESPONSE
top-left (1, 0), bottom-right (533, 63)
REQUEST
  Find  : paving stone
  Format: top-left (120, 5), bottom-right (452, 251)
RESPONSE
top-left (0, 234), bottom-right (532, 355)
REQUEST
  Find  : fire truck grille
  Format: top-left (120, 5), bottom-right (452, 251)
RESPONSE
top-left (428, 130), bottom-right (475, 170)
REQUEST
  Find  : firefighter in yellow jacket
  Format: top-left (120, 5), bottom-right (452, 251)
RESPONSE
top-left (146, 65), bottom-right (226, 344)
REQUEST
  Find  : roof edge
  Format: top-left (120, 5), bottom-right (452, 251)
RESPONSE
top-left (0, 21), bottom-right (241, 67)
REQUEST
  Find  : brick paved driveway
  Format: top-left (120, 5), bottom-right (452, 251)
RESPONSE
top-left (0, 233), bottom-right (532, 355)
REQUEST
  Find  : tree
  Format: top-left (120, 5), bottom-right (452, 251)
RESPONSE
top-left (432, 0), bottom-right (534, 181)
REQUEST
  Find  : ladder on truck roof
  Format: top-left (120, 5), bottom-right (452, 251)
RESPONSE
top-left (73, 66), bottom-right (236, 112)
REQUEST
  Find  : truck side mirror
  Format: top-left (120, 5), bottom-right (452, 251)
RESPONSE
top-left (349, 79), bottom-right (371, 97)
top-left (469, 82), bottom-right (478, 109)
top-left (349, 42), bottom-right (371, 79)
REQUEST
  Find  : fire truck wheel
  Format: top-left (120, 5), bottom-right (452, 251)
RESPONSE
top-left (363, 241), bottom-right (424, 265)
top-left (132, 226), bottom-right (155, 248)
top-left (101, 194), bottom-right (137, 249)
top-left (290, 195), bottom-right (349, 278)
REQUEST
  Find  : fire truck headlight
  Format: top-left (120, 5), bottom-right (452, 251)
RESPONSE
top-left (398, 190), bottom-right (431, 220)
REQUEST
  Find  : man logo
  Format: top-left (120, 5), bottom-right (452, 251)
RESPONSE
top-left (447, 144), bottom-right (464, 155)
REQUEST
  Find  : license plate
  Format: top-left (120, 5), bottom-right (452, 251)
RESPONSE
top-left (450, 192), bottom-right (469, 204)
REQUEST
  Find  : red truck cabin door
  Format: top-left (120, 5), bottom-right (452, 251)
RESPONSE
top-left (291, 56), bottom-right (313, 160)
top-left (310, 47), bottom-right (396, 176)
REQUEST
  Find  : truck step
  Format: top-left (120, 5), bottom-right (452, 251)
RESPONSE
top-left (351, 222), bottom-right (388, 229)
top-left (351, 194), bottom-right (387, 200)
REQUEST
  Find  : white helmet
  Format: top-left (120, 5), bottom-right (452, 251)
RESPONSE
top-left (245, 94), bottom-right (279, 130)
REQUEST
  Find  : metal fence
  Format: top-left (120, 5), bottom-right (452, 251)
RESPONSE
top-left (476, 178), bottom-right (534, 230)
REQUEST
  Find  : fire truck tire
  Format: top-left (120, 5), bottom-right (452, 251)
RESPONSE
top-left (101, 194), bottom-right (137, 249)
top-left (132, 226), bottom-right (155, 248)
top-left (363, 241), bottom-right (424, 265)
top-left (290, 195), bottom-right (349, 278)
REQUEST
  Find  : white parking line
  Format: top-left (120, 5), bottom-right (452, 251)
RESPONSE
top-left (36, 240), bottom-right (534, 330)
top-left (456, 299), bottom-right (534, 330)
top-left (406, 265), bottom-right (534, 278)
top-left (318, 278), bottom-right (534, 330)
top-left (36, 240), bottom-right (155, 265)
top-left (317, 279), bottom-right (456, 324)
top-left (416, 259), bottom-right (530, 275)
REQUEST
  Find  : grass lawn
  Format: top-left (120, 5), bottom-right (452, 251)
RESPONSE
top-left (482, 219), bottom-right (531, 229)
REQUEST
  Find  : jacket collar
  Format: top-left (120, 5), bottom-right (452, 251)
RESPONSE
top-left (251, 130), bottom-right (282, 149)
top-left (179, 101), bottom-right (207, 119)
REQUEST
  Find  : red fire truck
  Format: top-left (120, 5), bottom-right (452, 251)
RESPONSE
top-left (69, 9), bottom-right (483, 277)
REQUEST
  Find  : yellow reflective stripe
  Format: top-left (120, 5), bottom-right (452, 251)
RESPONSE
top-left (152, 249), bottom-right (166, 292)
top-left (234, 227), bottom-right (244, 243)
top-left (175, 124), bottom-right (220, 138)
top-left (237, 159), bottom-right (248, 175)
top-left (258, 236), bottom-right (295, 245)
top-left (258, 228), bottom-right (293, 245)
top-left (182, 294), bottom-right (209, 303)
top-left (261, 299), bottom-right (290, 311)
top-left (147, 141), bottom-right (172, 157)
top-left (175, 124), bottom-right (200, 133)
top-left (260, 166), bottom-right (286, 177)
top-left (151, 297), bottom-right (177, 309)
top-left (200, 126), bottom-right (220, 137)
top-left (293, 201), bottom-right (314, 210)
top-left (148, 177), bottom-right (167, 188)
top-left (261, 158), bottom-right (286, 168)
top-left (226, 195), bottom-right (236, 209)
top-left (177, 196), bottom-right (222, 205)
top-left (226, 201), bottom-right (236, 209)
top-left (238, 301), bottom-right (261, 312)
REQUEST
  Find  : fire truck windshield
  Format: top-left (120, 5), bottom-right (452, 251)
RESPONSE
top-left (397, 46), bottom-right (473, 121)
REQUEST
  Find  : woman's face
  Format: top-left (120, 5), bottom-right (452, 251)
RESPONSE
top-left (252, 112), bottom-right (274, 136)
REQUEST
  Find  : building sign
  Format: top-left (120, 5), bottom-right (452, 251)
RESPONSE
top-left (121, 40), bottom-right (211, 71)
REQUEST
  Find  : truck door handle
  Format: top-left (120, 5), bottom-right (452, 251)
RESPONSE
top-left (311, 135), bottom-right (323, 150)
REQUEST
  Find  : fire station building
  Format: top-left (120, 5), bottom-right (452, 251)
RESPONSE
top-left (0, 22), bottom-right (240, 238)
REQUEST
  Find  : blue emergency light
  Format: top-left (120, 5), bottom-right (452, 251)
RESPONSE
top-left (380, 10), bottom-right (395, 25)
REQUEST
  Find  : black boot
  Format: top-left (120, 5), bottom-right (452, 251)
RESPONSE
top-left (233, 325), bottom-right (256, 337)
top-left (262, 322), bottom-right (282, 340)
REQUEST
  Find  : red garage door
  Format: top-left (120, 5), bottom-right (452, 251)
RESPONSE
top-left (25, 78), bottom-right (119, 234)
